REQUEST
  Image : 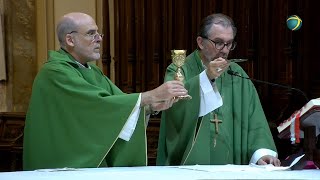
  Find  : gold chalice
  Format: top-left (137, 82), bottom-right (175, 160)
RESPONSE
top-left (171, 50), bottom-right (192, 100)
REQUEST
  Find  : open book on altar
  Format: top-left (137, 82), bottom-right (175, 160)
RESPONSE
top-left (277, 98), bottom-right (320, 141)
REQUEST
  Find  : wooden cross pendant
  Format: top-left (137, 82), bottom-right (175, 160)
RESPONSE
top-left (210, 114), bottom-right (222, 147)
top-left (210, 114), bottom-right (222, 134)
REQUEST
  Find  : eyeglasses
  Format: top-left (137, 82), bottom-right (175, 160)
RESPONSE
top-left (69, 31), bottom-right (104, 42)
top-left (203, 37), bottom-right (237, 51)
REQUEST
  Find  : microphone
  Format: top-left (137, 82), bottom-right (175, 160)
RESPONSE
top-left (227, 70), bottom-right (309, 102)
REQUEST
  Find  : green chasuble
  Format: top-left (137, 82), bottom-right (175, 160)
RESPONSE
top-left (157, 50), bottom-right (277, 165)
top-left (23, 49), bottom-right (147, 170)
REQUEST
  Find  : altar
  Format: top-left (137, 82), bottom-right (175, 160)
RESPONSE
top-left (0, 165), bottom-right (319, 180)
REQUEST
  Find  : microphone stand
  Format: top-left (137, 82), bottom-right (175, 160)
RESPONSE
top-left (227, 70), bottom-right (309, 102)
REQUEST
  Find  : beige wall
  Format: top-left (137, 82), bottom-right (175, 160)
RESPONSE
top-left (0, 0), bottom-right (6, 81)
top-left (36, 0), bottom-right (104, 70)
top-left (108, 0), bottom-right (115, 82)
top-left (0, 0), bottom-right (104, 112)
top-left (0, 0), bottom-right (37, 112)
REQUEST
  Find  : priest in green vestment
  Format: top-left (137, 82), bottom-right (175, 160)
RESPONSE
top-left (23, 12), bottom-right (188, 170)
top-left (157, 13), bottom-right (281, 166)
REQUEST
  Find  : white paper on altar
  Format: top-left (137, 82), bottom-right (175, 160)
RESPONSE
top-left (175, 164), bottom-right (289, 172)
top-left (35, 167), bottom-right (81, 172)
top-left (249, 154), bottom-right (305, 171)
top-left (176, 154), bottom-right (305, 172)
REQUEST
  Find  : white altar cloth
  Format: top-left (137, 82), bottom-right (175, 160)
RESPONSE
top-left (0, 165), bottom-right (319, 180)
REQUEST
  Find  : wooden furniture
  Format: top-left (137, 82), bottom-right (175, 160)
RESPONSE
top-left (301, 126), bottom-right (320, 168)
top-left (0, 112), bottom-right (25, 172)
top-left (280, 111), bottom-right (320, 169)
top-left (293, 109), bottom-right (320, 168)
top-left (0, 112), bottom-right (161, 170)
top-left (146, 117), bottom-right (161, 165)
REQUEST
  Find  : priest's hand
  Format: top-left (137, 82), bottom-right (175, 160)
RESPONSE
top-left (141, 80), bottom-right (187, 107)
top-left (149, 98), bottom-right (176, 112)
top-left (257, 155), bottom-right (281, 166)
top-left (206, 57), bottom-right (229, 80)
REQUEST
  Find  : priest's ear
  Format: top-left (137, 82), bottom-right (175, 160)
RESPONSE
top-left (197, 36), bottom-right (206, 50)
top-left (65, 34), bottom-right (75, 47)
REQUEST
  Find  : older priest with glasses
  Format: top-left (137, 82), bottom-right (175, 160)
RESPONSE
top-left (23, 12), bottom-right (188, 170)
top-left (157, 13), bottom-right (281, 166)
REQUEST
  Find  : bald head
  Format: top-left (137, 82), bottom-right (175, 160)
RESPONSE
top-left (56, 12), bottom-right (94, 48)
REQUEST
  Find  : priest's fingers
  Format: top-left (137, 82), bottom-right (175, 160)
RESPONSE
top-left (257, 155), bottom-right (281, 166)
top-left (150, 100), bottom-right (173, 112)
top-left (165, 80), bottom-right (185, 86)
top-left (149, 102), bottom-right (164, 112)
top-left (154, 81), bottom-right (188, 101)
top-left (172, 96), bottom-right (179, 103)
top-left (165, 80), bottom-right (187, 92)
top-left (257, 159), bottom-right (268, 165)
top-left (206, 57), bottom-right (229, 79)
top-left (141, 80), bottom-right (187, 107)
top-left (168, 97), bottom-right (175, 107)
top-left (270, 157), bottom-right (281, 167)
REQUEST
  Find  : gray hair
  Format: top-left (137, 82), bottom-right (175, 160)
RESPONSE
top-left (197, 13), bottom-right (237, 38)
top-left (56, 17), bottom-right (78, 48)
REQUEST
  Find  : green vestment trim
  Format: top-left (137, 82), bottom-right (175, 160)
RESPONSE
top-left (157, 50), bottom-right (277, 165)
top-left (23, 49), bottom-right (147, 170)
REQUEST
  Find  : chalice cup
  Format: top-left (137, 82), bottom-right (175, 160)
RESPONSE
top-left (171, 50), bottom-right (192, 100)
